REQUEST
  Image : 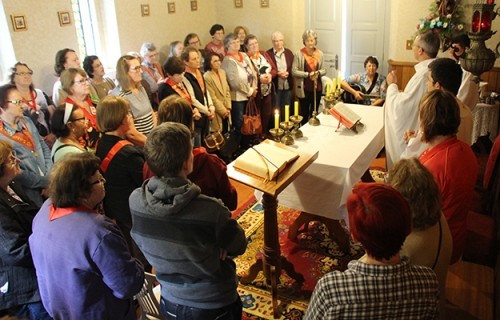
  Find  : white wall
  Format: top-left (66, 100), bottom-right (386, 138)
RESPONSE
top-left (1, 0), bottom-right (500, 94)
top-left (2, 0), bottom-right (78, 95)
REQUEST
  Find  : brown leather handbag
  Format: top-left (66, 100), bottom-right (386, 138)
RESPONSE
top-left (241, 97), bottom-right (262, 135)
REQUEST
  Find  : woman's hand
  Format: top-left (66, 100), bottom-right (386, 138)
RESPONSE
top-left (354, 91), bottom-right (363, 101)
top-left (260, 73), bottom-right (272, 84)
top-left (193, 108), bottom-right (202, 120)
top-left (310, 71), bottom-right (319, 81)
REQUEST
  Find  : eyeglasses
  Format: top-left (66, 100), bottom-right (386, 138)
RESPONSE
top-left (73, 78), bottom-right (89, 85)
top-left (15, 71), bottom-right (33, 76)
top-left (129, 66), bottom-right (142, 73)
top-left (91, 174), bottom-right (106, 185)
top-left (70, 117), bottom-right (86, 122)
top-left (188, 40), bottom-right (200, 45)
top-left (7, 100), bottom-right (23, 106)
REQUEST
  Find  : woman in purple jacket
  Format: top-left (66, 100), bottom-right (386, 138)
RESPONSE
top-left (29, 152), bottom-right (144, 320)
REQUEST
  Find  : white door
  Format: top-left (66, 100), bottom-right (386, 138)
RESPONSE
top-left (306, 0), bottom-right (342, 80)
top-left (306, 0), bottom-right (389, 79)
top-left (345, 0), bottom-right (388, 76)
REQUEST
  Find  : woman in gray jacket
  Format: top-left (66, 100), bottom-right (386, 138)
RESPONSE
top-left (292, 29), bottom-right (326, 125)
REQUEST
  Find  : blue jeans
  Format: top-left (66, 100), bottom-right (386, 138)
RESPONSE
top-left (274, 89), bottom-right (292, 114)
top-left (9, 301), bottom-right (52, 320)
top-left (230, 100), bottom-right (246, 147)
top-left (160, 297), bottom-right (242, 320)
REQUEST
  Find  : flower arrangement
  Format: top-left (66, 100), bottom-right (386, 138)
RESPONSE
top-left (415, 0), bottom-right (466, 48)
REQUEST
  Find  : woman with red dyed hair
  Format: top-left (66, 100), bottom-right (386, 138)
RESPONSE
top-left (305, 183), bottom-right (440, 319)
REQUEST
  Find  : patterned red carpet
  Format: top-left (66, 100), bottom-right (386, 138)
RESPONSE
top-left (232, 197), bottom-right (365, 319)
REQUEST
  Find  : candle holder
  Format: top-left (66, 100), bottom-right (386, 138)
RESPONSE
top-left (280, 121), bottom-right (295, 145)
top-left (322, 88), bottom-right (343, 114)
top-left (269, 127), bottom-right (284, 142)
top-left (461, 2), bottom-right (500, 82)
top-left (309, 78), bottom-right (321, 126)
top-left (289, 115), bottom-right (303, 138)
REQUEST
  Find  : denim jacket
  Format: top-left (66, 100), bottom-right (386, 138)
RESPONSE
top-left (0, 117), bottom-right (52, 206)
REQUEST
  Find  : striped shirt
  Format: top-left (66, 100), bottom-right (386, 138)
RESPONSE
top-left (118, 87), bottom-right (154, 135)
top-left (305, 257), bottom-right (439, 319)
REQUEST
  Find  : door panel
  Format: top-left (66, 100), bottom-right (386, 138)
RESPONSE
top-left (346, 0), bottom-right (387, 76)
top-left (307, 0), bottom-right (341, 79)
top-left (307, 0), bottom-right (388, 80)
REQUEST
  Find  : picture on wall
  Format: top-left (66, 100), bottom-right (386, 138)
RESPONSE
top-left (141, 4), bottom-right (150, 16)
top-left (234, 0), bottom-right (243, 8)
top-left (11, 15), bottom-right (27, 31)
top-left (168, 2), bottom-right (176, 14)
top-left (260, 0), bottom-right (269, 8)
top-left (58, 11), bottom-right (71, 26)
top-left (191, 1), bottom-right (198, 11)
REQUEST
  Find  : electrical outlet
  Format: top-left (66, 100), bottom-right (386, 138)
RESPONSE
top-left (406, 40), bottom-right (413, 50)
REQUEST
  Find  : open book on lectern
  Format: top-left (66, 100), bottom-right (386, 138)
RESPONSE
top-left (328, 102), bottom-right (362, 133)
top-left (233, 142), bottom-right (299, 181)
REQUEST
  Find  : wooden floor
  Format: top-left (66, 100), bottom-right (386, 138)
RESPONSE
top-left (230, 180), bottom-right (495, 320)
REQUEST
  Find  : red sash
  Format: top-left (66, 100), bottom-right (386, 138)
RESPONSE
top-left (301, 47), bottom-right (319, 71)
top-left (49, 204), bottom-right (97, 221)
top-left (100, 140), bottom-right (133, 173)
top-left (22, 90), bottom-right (37, 111)
top-left (166, 78), bottom-right (193, 104)
top-left (64, 97), bottom-right (98, 131)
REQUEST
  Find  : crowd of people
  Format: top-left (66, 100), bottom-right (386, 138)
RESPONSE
top-left (0, 21), bottom-right (481, 319)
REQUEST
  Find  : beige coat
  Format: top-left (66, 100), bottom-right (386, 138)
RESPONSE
top-left (204, 70), bottom-right (232, 132)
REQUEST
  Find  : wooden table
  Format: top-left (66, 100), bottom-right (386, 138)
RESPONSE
top-left (227, 140), bottom-right (318, 319)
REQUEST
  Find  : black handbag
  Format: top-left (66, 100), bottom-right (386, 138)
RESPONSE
top-left (218, 118), bottom-right (239, 163)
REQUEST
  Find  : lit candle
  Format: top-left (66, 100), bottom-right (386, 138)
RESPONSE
top-left (332, 78), bottom-right (336, 92)
top-left (294, 101), bottom-right (299, 116)
top-left (337, 70), bottom-right (342, 90)
top-left (326, 83), bottom-right (330, 95)
top-left (274, 109), bottom-right (279, 129)
top-left (285, 105), bottom-right (290, 122)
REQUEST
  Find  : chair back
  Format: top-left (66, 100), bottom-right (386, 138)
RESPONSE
top-left (135, 272), bottom-right (164, 320)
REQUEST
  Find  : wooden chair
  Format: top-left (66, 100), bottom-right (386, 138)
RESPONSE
top-left (135, 272), bottom-right (164, 320)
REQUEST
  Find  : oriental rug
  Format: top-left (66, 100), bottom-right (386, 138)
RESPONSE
top-left (233, 197), bottom-right (365, 320)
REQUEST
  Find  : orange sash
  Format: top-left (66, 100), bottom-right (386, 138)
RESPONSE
top-left (301, 47), bottom-right (319, 71)
top-left (0, 119), bottom-right (36, 152)
top-left (166, 78), bottom-right (193, 104)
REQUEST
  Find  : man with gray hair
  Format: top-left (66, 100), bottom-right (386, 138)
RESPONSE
top-left (130, 122), bottom-right (247, 319)
top-left (267, 31), bottom-right (294, 114)
top-left (384, 31), bottom-right (440, 169)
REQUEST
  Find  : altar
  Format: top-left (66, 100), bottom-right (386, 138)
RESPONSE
top-left (273, 104), bottom-right (385, 221)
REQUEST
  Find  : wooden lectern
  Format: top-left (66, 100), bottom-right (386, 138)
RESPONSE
top-left (227, 140), bottom-right (318, 319)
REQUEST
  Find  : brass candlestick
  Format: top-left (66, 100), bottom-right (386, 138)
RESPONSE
top-left (289, 115), bottom-right (303, 138)
top-left (280, 121), bottom-right (295, 145)
top-left (269, 127), bottom-right (284, 142)
top-left (308, 77), bottom-right (320, 126)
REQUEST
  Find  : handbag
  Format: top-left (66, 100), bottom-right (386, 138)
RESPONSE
top-left (241, 97), bottom-right (262, 135)
top-left (218, 118), bottom-right (239, 163)
top-left (204, 117), bottom-right (225, 152)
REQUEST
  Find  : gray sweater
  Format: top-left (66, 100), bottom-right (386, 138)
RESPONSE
top-left (130, 176), bottom-right (247, 309)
